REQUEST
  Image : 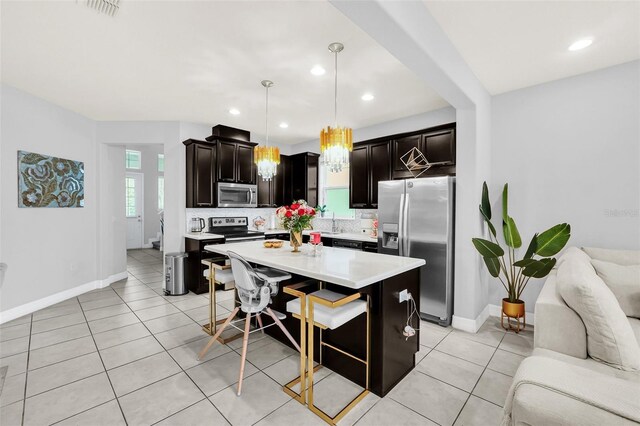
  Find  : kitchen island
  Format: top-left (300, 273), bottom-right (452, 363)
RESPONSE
top-left (204, 240), bottom-right (425, 397)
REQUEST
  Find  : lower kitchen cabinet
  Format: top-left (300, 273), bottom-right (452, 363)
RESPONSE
top-left (184, 237), bottom-right (225, 294)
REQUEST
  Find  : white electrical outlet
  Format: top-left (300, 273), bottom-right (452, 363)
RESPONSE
top-left (399, 289), bottom-right (409, 303)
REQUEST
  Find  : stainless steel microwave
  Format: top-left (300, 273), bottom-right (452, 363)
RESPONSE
top-left (216, 182), bottom-right (257, 208)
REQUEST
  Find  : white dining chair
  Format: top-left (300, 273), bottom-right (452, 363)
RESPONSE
top-left (197, 251), bottom-right (300, 396)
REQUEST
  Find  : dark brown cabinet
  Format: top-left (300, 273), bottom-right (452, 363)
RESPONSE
top-left (257, 154), bottom-right (292, 207)
top-left (391, 123), bottom-right (456, 179)
top-left (185, 140), bottom-right (216, 208)
top-left (290, 152), bottom-right (319, 207)
top-left (184, 236), bottom-right (225, 294)
top-left (185, 136), bottom-right (257, 208)
top-left (349, 140), bottom-right (391, 209)
top-left (236, 144), bottom-right (255, 183)
top-left (213, 140), bottom-right (256, 184)
top-left (216, 141), bottom-right (237, 182)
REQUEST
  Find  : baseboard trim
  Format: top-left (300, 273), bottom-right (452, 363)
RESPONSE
top-left (452, 304), bottom-right (490, 333)
top-left (0, 270), bottom-right (127, 324)
top-left (489, 304), bottom-right (535, 326)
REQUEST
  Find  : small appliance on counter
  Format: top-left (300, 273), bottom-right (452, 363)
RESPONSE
top-left (190, 217), bottom-right (206, 233)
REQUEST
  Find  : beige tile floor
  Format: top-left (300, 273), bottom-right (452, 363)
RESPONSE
top-left (0, 249), bottom-right (534, 426)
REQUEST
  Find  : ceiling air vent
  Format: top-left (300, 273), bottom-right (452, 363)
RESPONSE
top-left (86, 0), bottom-right (120, 17)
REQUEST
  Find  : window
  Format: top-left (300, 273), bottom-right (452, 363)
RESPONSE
top-left (157, 154), bottom-right (164, 172)
top-left (125, 150), bottom-right (141, 169)
top-left (319, 162), bottom-right (354, 219)
top-left (125, 177), bottom-right (136, 217)
top-left (158, 176), bottom-right (164, 210)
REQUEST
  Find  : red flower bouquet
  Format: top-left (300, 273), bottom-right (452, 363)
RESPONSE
top-left (276, 199), bottom-right (316, 233)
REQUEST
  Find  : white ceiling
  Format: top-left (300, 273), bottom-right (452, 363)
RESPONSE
top-left (3, 2), bottom-right (638, 145)
top-left (0, 1), bottom-right (448, 145)
top-left (425, 0), bottom-right (640, 95)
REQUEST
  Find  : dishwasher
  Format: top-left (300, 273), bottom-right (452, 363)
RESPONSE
top-left (332, 239), bottom-right (363, 251)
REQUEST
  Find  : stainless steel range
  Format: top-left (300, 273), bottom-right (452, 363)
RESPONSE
top-left (207, 217), bottom-right (264, 242)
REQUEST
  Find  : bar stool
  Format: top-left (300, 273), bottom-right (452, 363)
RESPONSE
top-left (197, 251), bottom-right (300, 396)
top-left (201, 258), bottom-right (241, 344)
top-left (286, 288), bottom-right (370, 425)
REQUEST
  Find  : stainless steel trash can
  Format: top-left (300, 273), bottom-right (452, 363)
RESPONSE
top-left (164, 252), bottom-right (188, 296)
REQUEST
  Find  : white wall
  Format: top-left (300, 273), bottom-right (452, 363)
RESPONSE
top-left (126, 144), bottom-right (164, 244)
top-left (489, 60), bottom-right (640, 310)
top-left (97, 144), bottom-right (126, 283)
top-left (0, 85), bottom-right (98, 314)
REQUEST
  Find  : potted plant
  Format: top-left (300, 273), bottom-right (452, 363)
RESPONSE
top-left (472, 182), bottom-right (571, 332)
top-left (276, 200), bottom-right (316, 252)
top-left (316, 204), bottom-right (327, 218)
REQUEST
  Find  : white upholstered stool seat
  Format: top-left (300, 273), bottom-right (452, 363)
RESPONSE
top-left (286, 289), bottom-right (367, 330)
top-left (203, 268), bottom-right (235, 284)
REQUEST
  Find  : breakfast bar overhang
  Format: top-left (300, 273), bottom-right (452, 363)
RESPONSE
top-left (204, 240), bottom-right (426, 397)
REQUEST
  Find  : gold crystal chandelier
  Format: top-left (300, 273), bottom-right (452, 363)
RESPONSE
top-left (255, 80), bottom-right (280, 181)
top-left (320, 42), bottom-right (353, 173)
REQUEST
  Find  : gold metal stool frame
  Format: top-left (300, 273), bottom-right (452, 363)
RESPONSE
top-left (306, 291), bottom-right (370, 425)
top-left (282, 282), bottom-right (317, 405)
top-left (201, 258), bottom-right (243, 344)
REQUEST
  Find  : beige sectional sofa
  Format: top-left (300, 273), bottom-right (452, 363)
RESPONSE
top-left (503, 247), bottom-right (640, 426)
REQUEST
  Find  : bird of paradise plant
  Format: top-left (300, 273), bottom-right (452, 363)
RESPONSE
top-left (472, 182), bottom-right (571, 303)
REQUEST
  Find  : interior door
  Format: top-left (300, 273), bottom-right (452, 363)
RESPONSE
top-left (126, 172), bottom-right (144, 249)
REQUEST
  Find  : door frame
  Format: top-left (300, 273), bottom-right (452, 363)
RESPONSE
top-left (126, 171), bottom-right (144, 249)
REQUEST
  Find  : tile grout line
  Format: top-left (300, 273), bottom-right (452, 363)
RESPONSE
top-left (20, 313), bottom-right (34, 426)
top-left (449, 328), bottom-right (507, 425)
top-left (76, 295), bottom-right (129, 425)
top-left (107, 270), bottom-right (237, 426)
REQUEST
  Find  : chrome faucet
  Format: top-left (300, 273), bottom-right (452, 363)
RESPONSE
top-left (332, 213), bottom-right (339, 233)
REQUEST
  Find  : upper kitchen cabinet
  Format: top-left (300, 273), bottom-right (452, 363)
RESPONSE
top-left (290, 152), bottom-right (319, 207)
top-left (184, 139), bottom-right (216, 208)
top-left (258, 154), bottom-right (290, 207)
top-left (392, 123), bottom-right (456, 179)
top-left (349, 140), bottom-right (391, 209)
top-left (209, 139), bottom-right (257, 184)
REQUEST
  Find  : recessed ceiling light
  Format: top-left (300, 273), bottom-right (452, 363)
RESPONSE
top-left (361, 93), bottom-right (375, 101)
top-left (279, 122), bottom-right (289, 129)
top-left (568, 39), bottom-right (593, 51)
top-left (310, 65), bottom-right (326, 76)
top-left (228, 108), bottom-right (240, 115)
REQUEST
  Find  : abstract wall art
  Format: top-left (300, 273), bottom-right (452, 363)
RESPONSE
top-left (18, 151), bottom-right (85, 208)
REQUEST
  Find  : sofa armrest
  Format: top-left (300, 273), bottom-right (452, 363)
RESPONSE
top-left (534, 272), bottom-right (587, 359)
top-left (504, 356), bottom-right (640, 426)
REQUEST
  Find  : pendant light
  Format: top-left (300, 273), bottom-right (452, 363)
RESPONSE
top-left (320, 42), bottom-right (353, 173)
top-left (254, 80), bottom-right (280, 181)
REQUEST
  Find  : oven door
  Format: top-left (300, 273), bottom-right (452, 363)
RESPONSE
top-left (216, 183), bottom-right (257, 208)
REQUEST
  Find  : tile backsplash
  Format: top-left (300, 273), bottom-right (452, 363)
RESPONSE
top-left (186, 208), bottom-right (377, 234)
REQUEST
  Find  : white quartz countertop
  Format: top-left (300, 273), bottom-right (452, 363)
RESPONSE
top-left (184, 232), bottom-right (224, 240)
top-left (203, 240), bottom-right (424, 289)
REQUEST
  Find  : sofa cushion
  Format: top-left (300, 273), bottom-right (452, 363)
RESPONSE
top-left (591, 259), bottom-right (640, 318)
top-left (557, 257), bottom-right (640, 371)
top-left (583, 247), bottom-right (640, 266)
top-left (557, 246), bottom-right (592, 267)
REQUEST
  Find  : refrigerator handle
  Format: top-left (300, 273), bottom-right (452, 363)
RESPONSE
top-left (398, 193), bottom-right (405, 256)
top-left (404, 193), bottom-right (410, 256)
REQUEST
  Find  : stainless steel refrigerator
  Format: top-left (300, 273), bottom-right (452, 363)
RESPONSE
top-left (378, 177), bottom-right (455, 326)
